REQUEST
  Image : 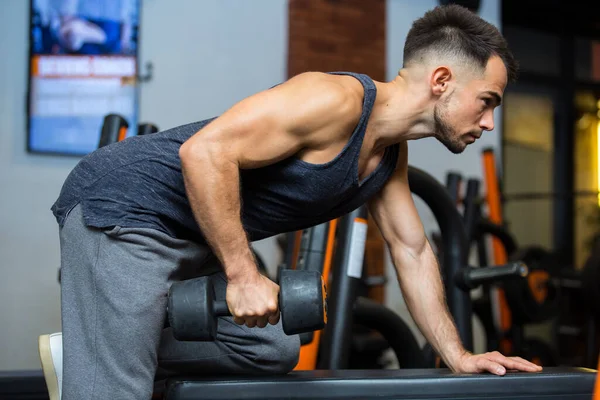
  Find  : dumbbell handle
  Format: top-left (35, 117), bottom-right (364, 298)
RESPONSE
top-left (456, 261), bottom-right (529, 290)
top-left (212, 299), bottom-right (283, 319)
top-left (213, 301), bottom-right (230, 317)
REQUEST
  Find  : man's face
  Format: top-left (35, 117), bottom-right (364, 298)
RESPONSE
top-left (433, 56), bottom-right (507, 154)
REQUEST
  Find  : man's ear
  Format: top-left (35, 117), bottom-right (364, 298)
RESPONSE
top-left (430, 66), bottom-right (452, 97)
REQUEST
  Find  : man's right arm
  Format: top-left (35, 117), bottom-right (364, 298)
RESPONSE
top-left (180, 123), bottom-right (277, 328)
top-left (178, 72), bottom-right (360, 327)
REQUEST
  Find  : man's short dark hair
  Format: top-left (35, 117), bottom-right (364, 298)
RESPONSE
top-left (404, 4), bottom-right (518, 82)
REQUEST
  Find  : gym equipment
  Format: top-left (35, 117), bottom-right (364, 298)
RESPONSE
top-left (445, 170), bottom-right (563, 365)
top-left (428, 171), bottom-right (527, 368)
top-left (504, 246), bottom-right (561, 324)
top-left (446, 171), bottom-right (462, 205)
top-left (162, 166), bottom-right (597, 399)
top-left (138, 123), bottom-right (159, 135)
top-left (167, 269), bottom-right (327, 341)
top-left (448, 150), bottom-right (559, 356)
top-left (480, 148), bottom-right (515, 355)
top-left (98, 114), bottom-right (129, 148)
top-left (0, 370), bottom-right (49, 400)
top-left (457, 148), bottom-right (582, 368)
top-left (165, 367), bottom-right (595, 400)
top-left (351, 296), bottom-right (426, 368)
top-left (455, 260), bottom-right (528, 291)
top-left (99, 115), bottom-right (159, 148)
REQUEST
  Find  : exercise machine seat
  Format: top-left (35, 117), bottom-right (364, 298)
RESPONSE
top-left (164, 367), bottom-right (596, 400)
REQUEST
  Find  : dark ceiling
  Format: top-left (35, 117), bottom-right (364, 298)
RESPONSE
top-left (502, 0), bottom-right (600, 38)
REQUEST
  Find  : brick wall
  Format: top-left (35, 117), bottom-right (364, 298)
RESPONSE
top-left (287, 0), bottom-right (386, 80)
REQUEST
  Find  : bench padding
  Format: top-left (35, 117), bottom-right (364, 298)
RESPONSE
top-left (165, 367), bottom-right (597, 400)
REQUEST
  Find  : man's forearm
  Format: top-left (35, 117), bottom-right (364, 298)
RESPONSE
top-left (392, 240), bottom-right (467, 370)
top-left (180, 147), bottom-right (257, 281)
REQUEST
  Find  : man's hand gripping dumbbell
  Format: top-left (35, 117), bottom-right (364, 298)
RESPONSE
top-left (167, 269), bottom-right (328, 341)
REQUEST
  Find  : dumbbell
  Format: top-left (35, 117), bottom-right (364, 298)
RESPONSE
top-left (167, 269), bottom-right (327, 341)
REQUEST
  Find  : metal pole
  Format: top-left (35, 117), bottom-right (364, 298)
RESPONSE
top-left (317, 205), bottom-right (369, 369)
top-left (446, 172), bottom-right (462, 205)
top-left (296, 222), bottom-right (330, 273)
top-left (462, 179), bottom-right (481, 245)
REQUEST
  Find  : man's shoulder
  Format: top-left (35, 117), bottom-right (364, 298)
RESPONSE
top-left (284, 71), bottom-right (366, 98)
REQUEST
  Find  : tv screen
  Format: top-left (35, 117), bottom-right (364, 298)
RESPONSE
top-left (28, 0), bottom-right (140, 156)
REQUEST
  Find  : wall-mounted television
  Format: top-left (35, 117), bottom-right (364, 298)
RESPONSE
top-left (27, 0), bottom-right (140, 156)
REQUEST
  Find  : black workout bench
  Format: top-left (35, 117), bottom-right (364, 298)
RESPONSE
top-left (164, 367), bottom-right (596, 400)
top-left (165, 368), bottom-right (596, 400)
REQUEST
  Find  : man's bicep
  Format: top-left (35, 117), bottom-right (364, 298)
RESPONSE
top-left (181, 72), bottom-right (356, 169)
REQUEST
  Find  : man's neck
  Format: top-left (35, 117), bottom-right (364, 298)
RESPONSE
top-left (369, 73), bottom-right (437, 152)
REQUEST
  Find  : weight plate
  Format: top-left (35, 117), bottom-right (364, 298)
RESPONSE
top-left (504, 246), bottom-right (561, 324)
top-left (168, 276), bottom-right (217, 341)
top-left (279, 269), bottom-right (326, 335)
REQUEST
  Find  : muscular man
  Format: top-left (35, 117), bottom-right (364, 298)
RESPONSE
top-left (39, 4), bottom-right (541, 400)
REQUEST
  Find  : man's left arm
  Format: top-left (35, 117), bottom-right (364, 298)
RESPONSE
top-left (367, 142), bottom-right (542, 375)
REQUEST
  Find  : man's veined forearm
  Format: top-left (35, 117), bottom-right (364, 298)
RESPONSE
top-left (180, 147), bottom-right (257, 281)
top-left (391, 239), bottom-right (467, 370)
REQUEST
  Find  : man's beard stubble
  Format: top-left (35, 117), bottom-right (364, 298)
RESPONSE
top-left (433, 97), bottom-right (466, 155)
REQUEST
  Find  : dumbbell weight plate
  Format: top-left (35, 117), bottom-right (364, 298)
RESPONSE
top-left (504, 246), bottom-right (560, 324)
top-left (279, 269), bottom-right (327, 335)
top-left (168, 276), bottom-right (218, 341)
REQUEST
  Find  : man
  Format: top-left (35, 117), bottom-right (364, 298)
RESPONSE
top-left (39, 4), bottom-right (541, 400)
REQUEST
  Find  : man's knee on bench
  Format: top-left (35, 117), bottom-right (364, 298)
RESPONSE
top-left (246, 326), bottom-right (301, 374)
top-left (213, 320), bottom-right (301, 375)
top-left (158, 322), bottom-right (300, 376)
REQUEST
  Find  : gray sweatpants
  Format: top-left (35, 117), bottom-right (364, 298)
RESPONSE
top-left (59, 204), bottom-right (300, 400)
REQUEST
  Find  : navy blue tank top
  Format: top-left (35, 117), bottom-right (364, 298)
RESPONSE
top-left (51, 72), bottom-right (400, 243)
